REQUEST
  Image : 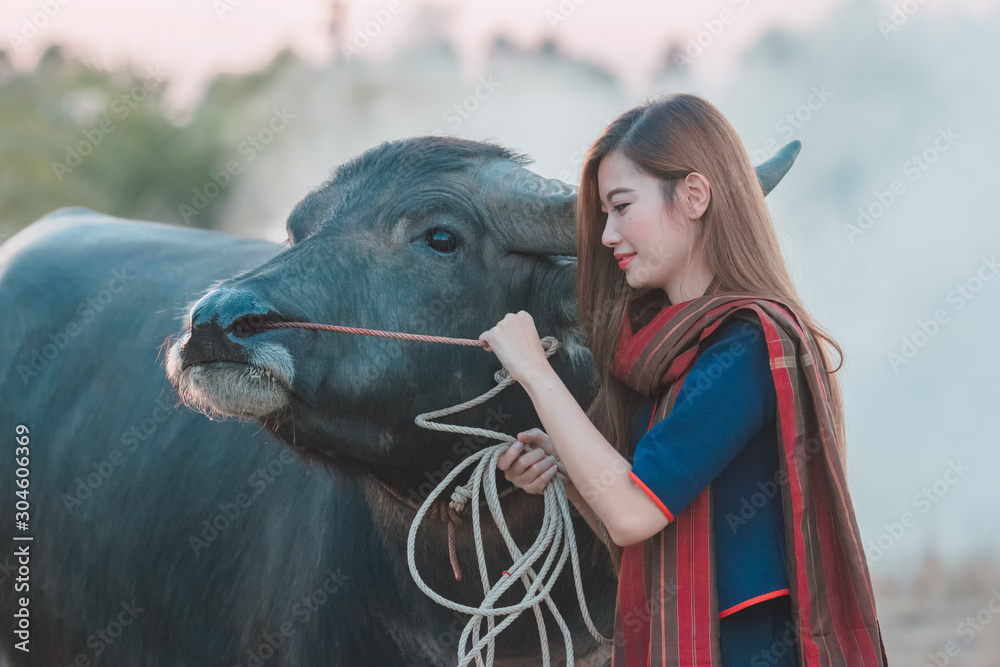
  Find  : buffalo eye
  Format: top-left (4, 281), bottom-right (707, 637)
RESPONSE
top-left (425, 228), bottom-right (458, 254)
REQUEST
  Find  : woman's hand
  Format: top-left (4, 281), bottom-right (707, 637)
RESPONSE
top-left (478, 311), bottom-right (552, 387)
top-left (496, 428), bottom-right (566, 494)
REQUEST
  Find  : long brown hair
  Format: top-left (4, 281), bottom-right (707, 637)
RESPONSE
top-left (576, 93), bottom-right (846, 571)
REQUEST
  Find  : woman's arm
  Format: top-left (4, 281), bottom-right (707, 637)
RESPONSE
top-left (562, 477), bottom-right (605, 537)
top-left (482, 313), bottom-right (774, 548)
top-left (520, 365), bottom-right (670, 547)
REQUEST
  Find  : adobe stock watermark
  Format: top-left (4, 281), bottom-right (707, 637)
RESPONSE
top-left (725, 434), bottom-right (825, 535)
top-left (178, 106), bottom-right (294, 224)
top-left (576, 454), bottom-right (629, 507)
top-left (405, 404), bottom-right (514, 508)
top-left (878, 0), bottom-right (934, 41)
top-left (622, 240), bottom-right (676, 285)
top-left (188, 445), bottom-right (299, 556)
top-left (612, 573), bottom-right (680, 650)
top-left (7, 0), bottom-right (74, 51)
top-left (544, 0), bottom-right (593, 28)
top-left (234, 568), bottom-right (351, 667)
top-left (556, 144), bottom-right (589, 184)
top-left (669, 0), bottom-right (756, 71)
top-left (213, 0), bottom-right (248, 20)
top-left (921, 588), bottom-right (1000, 667)
top-left (427, 74), bottom-right (501, 135)
top-left (750, 616), bottom-right (801, 665)
top-left (404, 617), bottom-right (467, 667)
top-left (887, 254), bottom-right (997, 372)
top-left (59, 599), bottom-right (145, 666)
top-left (843, 125), bottom-right (959, 243)
top-left (340, 0), bottom-right (405, 61)
top-left (675, 320), bottom-right (762, 403)
top-left (61, 394), bottom-right (178, 514)
top-left (16, 265), bottom-right (136, 385)
top-left (329, 287), bottom-right (470, 392)
top-left (746, 85), bottom-right (834, 165)
top-left (50, 65), bottom-right (168, 182)
top-left (864, 459), bottom-right (969, 563)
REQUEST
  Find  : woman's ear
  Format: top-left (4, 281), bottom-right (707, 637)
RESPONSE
top-left (680, 172), bottom-right (712, 220)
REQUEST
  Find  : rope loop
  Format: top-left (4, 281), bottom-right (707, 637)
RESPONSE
top-left (408, 333), bottom-right (612, 666)
top-left (256, 322), bottom-right (612, 664)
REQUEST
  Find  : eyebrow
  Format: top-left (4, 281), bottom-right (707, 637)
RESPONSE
top-left (600, 187), bottom-right (635, 210)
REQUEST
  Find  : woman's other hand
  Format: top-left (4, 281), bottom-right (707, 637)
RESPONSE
top-left (496, 428), bottom-right (565, 494)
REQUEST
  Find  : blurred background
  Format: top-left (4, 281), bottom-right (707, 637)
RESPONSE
top-left (2, 0), bottom-right (998, 661)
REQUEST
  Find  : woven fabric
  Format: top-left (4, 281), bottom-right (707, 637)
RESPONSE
top-left (607, 285), bottom-right (888, 666)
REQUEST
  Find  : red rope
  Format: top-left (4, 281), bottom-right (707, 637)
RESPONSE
top-left (259, 321), bottom-right (487, 347)
top-left (260, 319), bottom-right (493, 582)
top-left (447, 520), bottom-right (462, 581)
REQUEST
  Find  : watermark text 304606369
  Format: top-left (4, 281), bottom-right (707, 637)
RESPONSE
top-left (12, 424), bottom-right (33, 653)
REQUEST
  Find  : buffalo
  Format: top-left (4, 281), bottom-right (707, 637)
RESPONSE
top-left (0, 135), bottom-right (799, 666)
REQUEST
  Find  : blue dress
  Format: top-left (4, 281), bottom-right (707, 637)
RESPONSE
top-left (626, 319), bottom-right (800, 665)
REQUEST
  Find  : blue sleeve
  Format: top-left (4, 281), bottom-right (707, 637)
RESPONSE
top-left (627, 319), bottom-right (776, 521)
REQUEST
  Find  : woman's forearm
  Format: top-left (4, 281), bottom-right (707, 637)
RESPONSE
top-left (562, 479), bottom-right (604, 538)
top-left (520, 364), bottom-right (668, 546)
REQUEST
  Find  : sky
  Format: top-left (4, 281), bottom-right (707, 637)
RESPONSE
top-left (4, 0), bottom-right (991, 109)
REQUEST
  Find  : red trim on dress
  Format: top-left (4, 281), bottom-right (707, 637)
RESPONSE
top-left (628, 470), bottom-right (675, 523)
top-left (718, 588), bottom-right (791, 619)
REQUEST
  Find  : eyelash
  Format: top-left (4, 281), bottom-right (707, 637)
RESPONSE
top-left (613, 203), bottom-right (629, 213)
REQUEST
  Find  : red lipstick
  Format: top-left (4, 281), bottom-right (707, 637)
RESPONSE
top-left (616, 252), bottom-right (636, 269)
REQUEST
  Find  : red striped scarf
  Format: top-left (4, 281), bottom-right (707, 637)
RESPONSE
top-left (607, 285), bottom-right (888, 666)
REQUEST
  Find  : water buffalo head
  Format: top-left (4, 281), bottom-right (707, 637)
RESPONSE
top-left (165, 136), bottom-right (800, 487)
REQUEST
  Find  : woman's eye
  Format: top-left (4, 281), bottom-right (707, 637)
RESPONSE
top-left (613, 203), bottom-right (629, 213)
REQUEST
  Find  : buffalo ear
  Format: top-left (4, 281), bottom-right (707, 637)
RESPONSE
top-left (489, 164), bottom-right (578, 258)
top-left (755, 140), bottom-right (801, 196)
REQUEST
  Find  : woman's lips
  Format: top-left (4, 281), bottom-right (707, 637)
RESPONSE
top-left (617, 253), bottom-right (636, 269)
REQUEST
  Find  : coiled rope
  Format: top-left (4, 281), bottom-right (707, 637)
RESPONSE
top-left (259, 320), bottom-right (612, 665)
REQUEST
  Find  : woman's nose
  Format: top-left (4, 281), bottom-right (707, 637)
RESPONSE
top-left (601, 220), bottom-right (620, 247)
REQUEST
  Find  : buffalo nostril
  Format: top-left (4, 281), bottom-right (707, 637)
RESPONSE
top-left (190, 288), bottom-right (276, 333)
top-left (233, 319), bottom-right (256, 338)
top-left (229, 311), bottom-right (287, 338)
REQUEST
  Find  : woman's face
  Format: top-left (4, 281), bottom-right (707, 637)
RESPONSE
top-left (598, 150), bottom-right (700, 294)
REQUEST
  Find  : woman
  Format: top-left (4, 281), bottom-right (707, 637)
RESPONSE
top-left (478, 94), bottom-right (888, 666)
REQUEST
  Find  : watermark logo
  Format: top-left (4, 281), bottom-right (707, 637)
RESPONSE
top-left (888, 255), bottom-right (997, 372)
top-left (7, 0), bottom-right (75, 51)
top-left (17, 266), bottom-right (137, 385)
top-left (340, 0), bottom-right (405, 61)
top-left (864, 459), bottom-right (969, 563)
top-left (428, 74), bottom-right (501, 135)
top-left (746, 85), bottom-right (834, 165)
top-left (179, 106), bottom-right (295, 225)
top-left (878, 0), bottom-right (934, 40)
top-left (669, 0), bottom-right (756, 71)
top-left (50, 65), bottom-right (168, 182)
top-left (844, 125), bottom-right (959, 243)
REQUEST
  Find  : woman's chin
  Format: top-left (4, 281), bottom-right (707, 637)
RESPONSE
top-left (624, 268), bottom-right (647, 288)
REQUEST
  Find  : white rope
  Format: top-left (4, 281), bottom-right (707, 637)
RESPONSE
top-left (407, 336), bottom-right (613, 666)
